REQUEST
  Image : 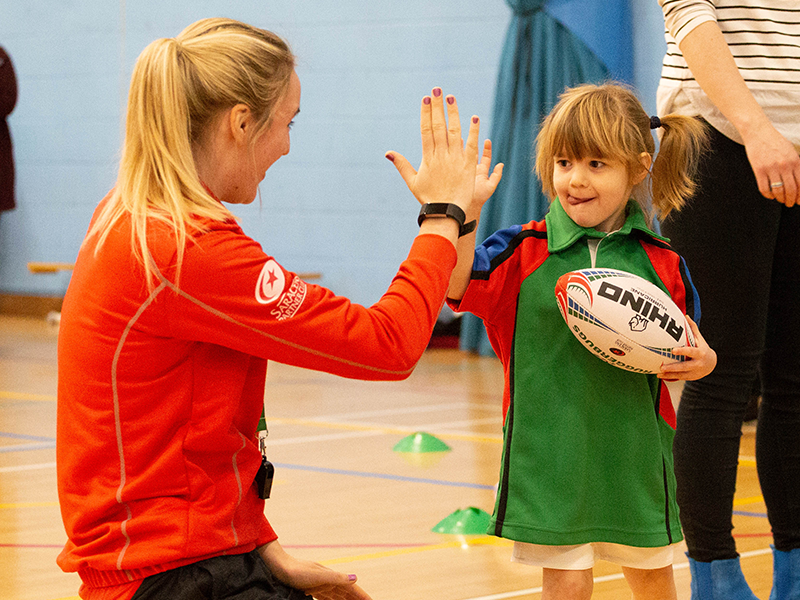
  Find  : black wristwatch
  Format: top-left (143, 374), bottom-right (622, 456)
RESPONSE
top-left (417, 203), bottom-right (477, 237)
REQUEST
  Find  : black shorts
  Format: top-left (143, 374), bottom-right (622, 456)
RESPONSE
top-left (131, 550), bottom-right (311, 600)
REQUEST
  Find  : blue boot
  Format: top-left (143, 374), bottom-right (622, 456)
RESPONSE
top-left (771, 546), bottom-right (800, 600)
top-left (688, 555), bottom-right (759, 599)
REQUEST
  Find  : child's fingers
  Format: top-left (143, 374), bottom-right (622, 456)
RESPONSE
top-left (489, 162), bottom-right (504, 186)
top-left (464, 115), bottom-right (480, 168)
top-left (480, 139), bottom-right (493, 165)
top-left (445, 94), bottom-right (462, 149)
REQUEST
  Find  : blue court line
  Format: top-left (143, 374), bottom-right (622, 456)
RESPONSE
top-left (274, 462), bottom-right (495, 490)
top-left (0, 432), bottom-right (57, 453)
top-left (0, 432), bottom-right (54, 442)
top-left (733, 510), bottom-right (769, 518)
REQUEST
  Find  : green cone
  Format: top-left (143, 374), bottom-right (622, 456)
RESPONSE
top-left (392, 432), bottom-right (451, 454)
top-left (431, 507), bottom-right (491, 535)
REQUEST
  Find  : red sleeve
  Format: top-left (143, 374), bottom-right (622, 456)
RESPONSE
top-left (257, 517), bottom-right (278, 547)
top-left (159, 228), bottom-right (457, 381)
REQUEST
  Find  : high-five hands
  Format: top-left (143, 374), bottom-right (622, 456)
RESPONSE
top-left (386, 88), bottom-right (480, 221)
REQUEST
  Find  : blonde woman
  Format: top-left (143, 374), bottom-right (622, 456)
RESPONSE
top-left (56, 18), bottom-right (486, 600)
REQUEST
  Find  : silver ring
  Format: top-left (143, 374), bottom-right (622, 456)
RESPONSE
top-left (770, 181), bottom-right (784, 188)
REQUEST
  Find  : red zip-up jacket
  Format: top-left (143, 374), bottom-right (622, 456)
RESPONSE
top-left (57, 197), bottom-right (456, 599)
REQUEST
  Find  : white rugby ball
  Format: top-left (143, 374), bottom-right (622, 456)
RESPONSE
top-left (555, 268), bottom-right (695, 374)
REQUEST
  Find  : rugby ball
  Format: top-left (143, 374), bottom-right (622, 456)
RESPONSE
top-left (555, 268), bottom-right (695, 374)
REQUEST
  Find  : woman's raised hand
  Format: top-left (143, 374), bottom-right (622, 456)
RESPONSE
top-left (386, 88), bottom-right (480, 216)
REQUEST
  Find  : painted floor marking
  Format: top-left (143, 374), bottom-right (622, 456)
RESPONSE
top-left (274, 462), bottom-right (494, 490)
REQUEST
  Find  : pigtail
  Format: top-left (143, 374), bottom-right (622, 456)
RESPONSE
top-left (650, 115), bottom-right (709, 219)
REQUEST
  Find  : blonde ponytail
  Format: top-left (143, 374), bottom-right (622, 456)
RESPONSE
top-left (87, 18), bottom-right (295, 288)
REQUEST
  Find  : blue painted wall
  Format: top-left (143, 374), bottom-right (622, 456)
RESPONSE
top-left (0, 1), bottom-right (666, 306)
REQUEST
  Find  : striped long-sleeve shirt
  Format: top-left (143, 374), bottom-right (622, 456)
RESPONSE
top-left (657, 0), bottom-right (800, 148)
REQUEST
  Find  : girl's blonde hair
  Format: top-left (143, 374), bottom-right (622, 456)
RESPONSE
top-left (535, 82), bottom-right (707, 222)
top-left (87, 18), bottom-right (295, 287)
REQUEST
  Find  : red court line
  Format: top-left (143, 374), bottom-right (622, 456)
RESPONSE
top-left (0, 543), bottom-right (64, 548)
top-left (0, 542), bottom-right (430, 550)
top-left (284, 543), bottom-right (429, 549)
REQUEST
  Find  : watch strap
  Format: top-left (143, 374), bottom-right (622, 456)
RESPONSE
top-left (418, 203), bottom-right (476, 237)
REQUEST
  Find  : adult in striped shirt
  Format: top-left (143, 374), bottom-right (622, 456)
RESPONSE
top-left (657, 2), bottom-right (800, 599)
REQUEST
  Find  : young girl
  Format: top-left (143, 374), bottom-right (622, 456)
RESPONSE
top-left (447, 83), bottom-right (716, 600)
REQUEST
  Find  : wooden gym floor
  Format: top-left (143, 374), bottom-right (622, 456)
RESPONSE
top-left (0, 314), bottom-right (775, 599)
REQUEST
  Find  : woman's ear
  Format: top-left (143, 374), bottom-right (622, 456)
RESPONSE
top-left (632, 152), bottom-right (652, 185)
top-left (228, 104), bottom-right (252, 144)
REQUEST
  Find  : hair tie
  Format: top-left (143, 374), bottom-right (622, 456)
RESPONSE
top-left (650, 116), bottom-right (662, 130)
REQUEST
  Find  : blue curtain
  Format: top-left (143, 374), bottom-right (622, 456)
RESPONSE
top-left (460, 0), bottom-right (633, 356)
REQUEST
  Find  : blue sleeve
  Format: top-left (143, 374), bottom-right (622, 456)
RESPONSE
top-left (473, 224), bottom-right (524, 275)
top-left (679, 256), bottom-right (701, 325)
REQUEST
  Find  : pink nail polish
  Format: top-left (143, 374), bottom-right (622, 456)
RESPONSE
top-left (423, 96), bottom-right (431, 105)
top-left (472, 116), bottom-right (479, 124)
top-left (432, 88), bottom-right (442, 97)
top-left (348, 574), bottom-right (357, 582)
top-left (446, 96), bottom-right (454, 105)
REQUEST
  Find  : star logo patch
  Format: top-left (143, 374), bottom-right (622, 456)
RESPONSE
top-left (255, 259), bottom-right (286, 305)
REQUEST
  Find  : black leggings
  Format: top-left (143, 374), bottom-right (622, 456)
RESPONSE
top-left (661, 124), bottom-right (800, 562)
top-left (131, 550), bottom-right (310, 600)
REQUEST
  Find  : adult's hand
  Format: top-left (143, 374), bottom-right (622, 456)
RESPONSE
top-left (386, 87), bottom-right (480, 217)
top-left (673, 21), bottom-right (800, 207)
top-left (741, 121), bottom-right (800, 208)
top-left (258, 540), bottom-right (373, 600)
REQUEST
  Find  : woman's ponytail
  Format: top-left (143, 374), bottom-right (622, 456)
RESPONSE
top-left (87, 18), bottom-right (295, 290)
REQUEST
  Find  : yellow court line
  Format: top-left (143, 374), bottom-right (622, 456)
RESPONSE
top-left (734, 495), bottom-right (765, 507)
top-left (0, 501), bottom-right (60, 509)
top-left (268, 416), bottom-right (502, 445)
top-left (0, 390), bottom-right (56, 402)
top-left (320, 536), bottom-right (510, 566)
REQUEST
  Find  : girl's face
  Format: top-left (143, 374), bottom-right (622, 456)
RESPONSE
top-left (553, 154), bottom-right (647, 233)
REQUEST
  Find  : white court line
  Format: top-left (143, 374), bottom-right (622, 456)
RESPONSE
top-left (306, 402), bottom-right (495, 422)
top-left (269, 429), bottom-right (384, 446)
top-left (457, 547), bottom-right (774, 600)
top-left (0, 461), bottom-right (56, 473)
top-left (269, 417), bottom-right (501, 446)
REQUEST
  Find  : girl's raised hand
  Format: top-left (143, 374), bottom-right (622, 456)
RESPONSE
top-left (474, 139), bottom-right (504, 210)
top-left (386, 88), bottom-right (480, 217)
top-left (658, 316), bottom-right (717, 381)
